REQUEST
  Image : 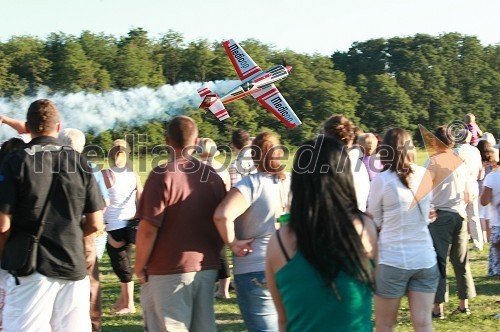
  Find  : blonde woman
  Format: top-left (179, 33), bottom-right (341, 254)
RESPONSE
top-left (198, 137), bottom-right (232, 299)
top-left (102, 139), bottom-right (143, 314)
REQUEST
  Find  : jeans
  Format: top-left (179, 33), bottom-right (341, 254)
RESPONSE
top-left (234, 271), bottom-right (278, 332)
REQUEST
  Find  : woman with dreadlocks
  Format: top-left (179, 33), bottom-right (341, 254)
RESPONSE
top-left (265, 135), bottom-right (377, 331)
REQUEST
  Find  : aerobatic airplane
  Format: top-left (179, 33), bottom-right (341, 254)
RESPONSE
top-left (197, 39), bottom-right (302, 128)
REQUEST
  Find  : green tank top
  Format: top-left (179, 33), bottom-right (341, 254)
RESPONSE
top-left (275, 250), bottom-right (373, 331)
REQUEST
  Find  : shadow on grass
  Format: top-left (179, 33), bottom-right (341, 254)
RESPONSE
top-left (472, 275), bottom-right (500, 296)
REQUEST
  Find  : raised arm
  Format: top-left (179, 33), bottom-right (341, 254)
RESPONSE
top-left (0, 115), bottom-right (28, 134)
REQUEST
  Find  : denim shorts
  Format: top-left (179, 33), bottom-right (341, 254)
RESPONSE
top-left (234, 271), bottom-right (278, 332)
top-left (375, 264), bottom-right (439, 298)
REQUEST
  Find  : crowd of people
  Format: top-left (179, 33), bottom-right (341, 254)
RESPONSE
top-left (0, 101), bottom-right (498, 332)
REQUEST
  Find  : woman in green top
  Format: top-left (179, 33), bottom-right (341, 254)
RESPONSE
top-left (266, 135), bottom-right (378, 331)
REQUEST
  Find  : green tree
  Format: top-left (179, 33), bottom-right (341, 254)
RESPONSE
top-left (180, 39), bottom-right (215, 82)
top-left (156, 30), bottom-right (184, 84)
top-left (358, 74), bottom-right (417, 133)
top-left (0, 49), bottom-right (28, 97)
top-left (114, 28), bottom-right (164, 89)
top-left (2, 36), bottom-right (51, 94)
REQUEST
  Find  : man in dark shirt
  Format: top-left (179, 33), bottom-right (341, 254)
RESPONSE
top-left (0, 99), bottom-right (104, 332)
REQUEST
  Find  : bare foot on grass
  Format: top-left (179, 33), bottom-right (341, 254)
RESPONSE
top-left (112, 307), bottom-right (136, 315)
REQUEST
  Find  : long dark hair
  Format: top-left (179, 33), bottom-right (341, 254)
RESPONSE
top-left (289, 135), bottom-right (374, 288)
top-left (379, 128), bottom-right (416, 188)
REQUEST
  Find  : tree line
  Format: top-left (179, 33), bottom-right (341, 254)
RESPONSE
top-left (0, 28), bottom-right (498, 148)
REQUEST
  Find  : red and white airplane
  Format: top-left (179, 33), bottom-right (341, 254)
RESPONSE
top-left (197, 39), bottom-right (302, 128)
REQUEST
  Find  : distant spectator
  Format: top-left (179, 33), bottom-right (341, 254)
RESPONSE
top-left (0, 138), bottom-right (25, 165)
top-left (323, 115), bottom-right (370, 211)
top-left (58, 128), bottom-right (108, 332)
top-left (477, 139), bottom-right (497, 242)
top-left (358, 133), bottom-right (382, 181)
top-left (480, 148), bottom-right (499, 277)
top-left (197, 137), bottom-right (232, 299)
top-left (455, 129), bottom-right (484, 251)
top-left (229, 129), bottom-right (255, 187)
top-left (352, 126), bottom-right (364, 147)
top-left (464, 113), bottom-right (483, 146)
top-left (198, 137), bottom-right (231, 191)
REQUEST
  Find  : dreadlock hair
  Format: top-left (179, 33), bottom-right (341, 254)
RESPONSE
top-left (288, 135), bottom-right (374, 289)
top-left (379, 128), bottom-right (416, 188)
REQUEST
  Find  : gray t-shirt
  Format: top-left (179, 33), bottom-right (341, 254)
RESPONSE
top-left (233, 172), bottom-right (291, 275)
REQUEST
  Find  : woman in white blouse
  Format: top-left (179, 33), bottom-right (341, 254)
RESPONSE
top-left (368, 128), bottom-right (438, 331)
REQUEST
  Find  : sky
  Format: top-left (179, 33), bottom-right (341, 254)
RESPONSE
top-left (1, 0), bottom-right (498, 55)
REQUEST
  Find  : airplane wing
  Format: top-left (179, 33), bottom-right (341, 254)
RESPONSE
top-left (251, 85), bottom-right (302, 128)
top-left (223, 39), bottom-right (262, 81)
top-left (197, 87), bottom-right (230, 121)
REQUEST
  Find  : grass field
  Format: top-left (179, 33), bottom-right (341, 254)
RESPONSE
top-left (99, 149), bottom-right (500, 331)
top-left (100, 244), bottom-right (499, 331)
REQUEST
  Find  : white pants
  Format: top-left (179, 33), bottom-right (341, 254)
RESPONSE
top-left (466, 194), bottom-right (484, 250)
top-left (3, 272), bottom-right (91, 332)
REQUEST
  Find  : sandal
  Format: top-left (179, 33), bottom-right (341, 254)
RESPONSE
top-left (432, 311), bottom-right (445, 320)
top-left (451, 307), bottom-right (471, 316)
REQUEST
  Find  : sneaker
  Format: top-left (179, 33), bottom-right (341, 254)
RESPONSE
top-left (432, 311), bottom-right (445, 320)
top-left (451, 307), bottom-right (471, 316)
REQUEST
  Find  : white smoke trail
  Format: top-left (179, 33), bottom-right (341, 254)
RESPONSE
top-left (0, 80), bottom-right (239, 139)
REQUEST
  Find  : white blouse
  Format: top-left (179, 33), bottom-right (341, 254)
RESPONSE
top-left (367, 165), bottom-right (437, 269)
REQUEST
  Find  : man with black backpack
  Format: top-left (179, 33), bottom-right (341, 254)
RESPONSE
top-left (0, 99), bottom-right (104, 331)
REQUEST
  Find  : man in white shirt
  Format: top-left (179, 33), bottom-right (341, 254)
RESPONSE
top-left (455, 129), bottom-right (484, 251)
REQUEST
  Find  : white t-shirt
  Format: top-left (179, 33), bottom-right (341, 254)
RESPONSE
top-left (367, 165), bottom-right (436, 269)
top-left (426, 151), bottom-right (469, 218)
top-left (348, 149), bottom-right (370, 212)
top-left (484, 170), bottom-right (500, 227)
top-left (103, 169), bottom-right (137, 231)
top-left (454, 144), bottom-right (482, 196)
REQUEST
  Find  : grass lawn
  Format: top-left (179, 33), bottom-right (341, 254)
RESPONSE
top-left (101, 243), bottom-right (499, 331)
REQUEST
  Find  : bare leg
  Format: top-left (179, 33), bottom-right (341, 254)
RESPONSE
top-left (432, 302), bottom-right (444, 316)
top-left (113, 281), bottom-right (136, 314)
top-left (374, 295), bottom-right (401, 332)
top-left (215, 277), bottom-right (231, 298)
top-left (459, 298), bottom-right (469, 310)
top-left (481, 219), bottom-right (490, 242)
top-left (408, 291), bottom-right (435, 332)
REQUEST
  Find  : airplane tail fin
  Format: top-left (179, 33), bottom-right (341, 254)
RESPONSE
top-left (198, 87), bottom-right (229, 121)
